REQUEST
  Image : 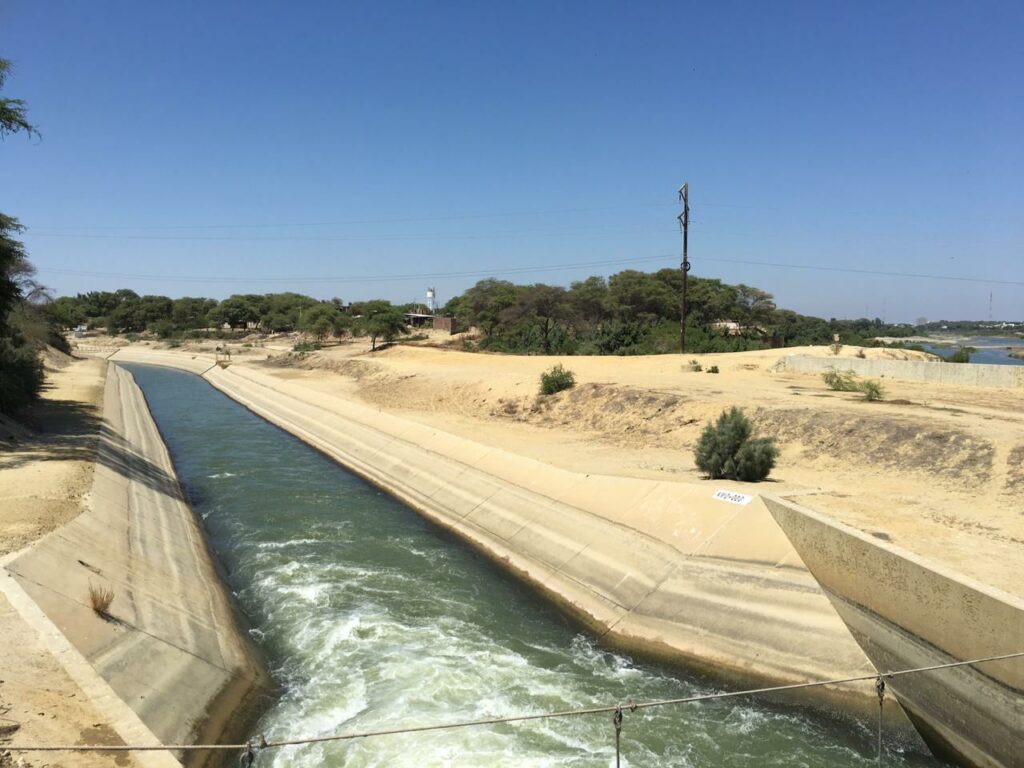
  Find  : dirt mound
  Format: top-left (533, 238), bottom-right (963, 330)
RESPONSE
top-left (1006, 445), bottom-right (1024, 492)
top-left (752, 408), bottom-right (994, 488)
top-left (493, 383), bottom-right (707, 447)
top-left (41, 344), bottom-right (74, 371)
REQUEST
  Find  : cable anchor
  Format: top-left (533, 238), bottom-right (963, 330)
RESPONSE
top-left (612, 705), bottom-right (624, 768)
top-left (239, 734), bottom-right (267, 767)
top-left (875, 676), bottom-right (886, 764)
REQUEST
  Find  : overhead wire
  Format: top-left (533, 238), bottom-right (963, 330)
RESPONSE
top-left (4, 651), bottom-right (1022, 755)
top-left (33, 254), bottom-right (1024, 287)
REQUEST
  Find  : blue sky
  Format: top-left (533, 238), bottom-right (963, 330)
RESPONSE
top-left (2, 1), bottom-right (1021, 322)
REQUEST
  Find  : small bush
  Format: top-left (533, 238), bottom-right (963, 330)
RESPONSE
top-left (88, 582), bottom-right (115, 616)
top-left (539, 364), bottom-right (575, 395)
top-left (945, 346), bottom-right (974, 364)
top-left (822, 369), bottom-right (884, 401)
top-left (292, 341), bottom-right (321, 353)
top-left (706, 365), bottom-right (720, 374)
top-left (694, 407), bottom-right (777, 482)
top-left (859, 379), bottom-right (885, 401)
top-left (687, 359), bottom-right (702, 372)
top-left (822, 369), bottom-right (860, 392)
top-left (0, 339), bottom-right (45, 414)
top-left (855, 349), bottom-right (866, 359)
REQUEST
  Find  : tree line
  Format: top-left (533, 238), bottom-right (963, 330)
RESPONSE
top-left (440, 270), bottom-right (914, 355)
top-left (50, 291), bottom-right (411, 350)
top-left (50, 270), bottom-right (915, 357)
top-left (1, 58), bottom-right (67, 414)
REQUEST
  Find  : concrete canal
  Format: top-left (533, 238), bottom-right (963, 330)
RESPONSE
top-left (124, 363), bottom-right (947, 767)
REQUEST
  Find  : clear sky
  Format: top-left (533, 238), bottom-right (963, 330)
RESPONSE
top-left (2, 1), bottom-right (1022, 322)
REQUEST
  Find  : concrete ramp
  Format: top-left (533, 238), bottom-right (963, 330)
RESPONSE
top-left (764, 494), bottom-right (1024, 768)
top-left (188, 360), bottom-right (887, 710)
top-left (3, 365), bottom-right (273, 765)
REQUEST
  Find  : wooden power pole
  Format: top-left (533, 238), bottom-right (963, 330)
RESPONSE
top-left (678, 182), bottom-right (690, 353)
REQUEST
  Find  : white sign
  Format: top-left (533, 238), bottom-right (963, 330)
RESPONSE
top-left (713, 489), bottom-right (753, 506)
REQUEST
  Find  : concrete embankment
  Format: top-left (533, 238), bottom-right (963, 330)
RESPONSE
top-left (106, 348), bottom-right (896, 717)
top-left (764, 496), bottom-right (1024, 768)
top-left (3, 363), bottom-right (273, 767)
top-left (779, 354), bottom-right (1024, 388)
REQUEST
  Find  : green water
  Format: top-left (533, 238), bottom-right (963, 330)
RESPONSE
top-left (123, 363), bottom-right (946, 768)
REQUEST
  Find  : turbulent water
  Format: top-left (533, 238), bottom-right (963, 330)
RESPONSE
top-left (124, 363), bottom-right (946, 768)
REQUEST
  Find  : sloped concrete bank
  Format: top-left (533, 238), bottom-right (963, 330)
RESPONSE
top-left (779, 354), bottom-right (1024, 388)
top-left (106, 349), bottom-right (898, 719)
top-left (764, 496), bottom-right (1023, 768)
top-left (3, 363), bottom-right (274, 767)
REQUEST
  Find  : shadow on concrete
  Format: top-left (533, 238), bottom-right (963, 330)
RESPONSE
top-left (0, 398), bottom-right (184, 502)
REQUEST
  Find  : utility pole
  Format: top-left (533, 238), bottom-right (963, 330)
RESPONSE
top-left (678, 182), bottom-right (690, 353)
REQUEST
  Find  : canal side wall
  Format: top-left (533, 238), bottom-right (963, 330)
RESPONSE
top-left (2, 364), bottom-right (274, 767)
top-left (763, 495), bottom-right (1024, 768)
top-left (779, 355), bottom-right (1024, 388)
top-left (105, 348), bottom-right (895, 718)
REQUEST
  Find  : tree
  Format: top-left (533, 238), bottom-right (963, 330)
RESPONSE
top-left (300, 304), bottom-right (348, 342)
top-left (0, 59), bottom-right (38, 140)
top-left (733, 284), bottom-right (775, 328)
top-left (568, 276), bottom-right (610, 326)
top-left (209, 295), bottom-right (261, 329)
top-left (694, 407), bottom-right (777, 482)
top-left (458, 279), bottom-right (519, 336)
top-left (0, 60), bottom-right (47, 413)
top-left (355, 301), bottom-right (407, 351)
top-left (500, 284), bottom-right (574, 354)
top-left (608, 270), bottom-right (677, 322)
top-left (172, 297), bottom-right (217, 330)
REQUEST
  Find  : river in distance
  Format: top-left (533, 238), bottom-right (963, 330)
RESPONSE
top-left (917, 336), bottom-right (1024, 366)
top-left (123, 363), bottom-right (948, 768)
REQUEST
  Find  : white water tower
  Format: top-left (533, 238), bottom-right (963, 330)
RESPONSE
top-left (426, 287), bottom-right (436, 313)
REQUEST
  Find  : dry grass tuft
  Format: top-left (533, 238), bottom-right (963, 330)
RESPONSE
top-left (88, 582), bottom-right (115, 616)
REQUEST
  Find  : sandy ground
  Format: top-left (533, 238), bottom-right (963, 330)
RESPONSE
top-left (0, 356), bottom-right (139, 767)
top-left (186, 337), bottom-right (1024, 598)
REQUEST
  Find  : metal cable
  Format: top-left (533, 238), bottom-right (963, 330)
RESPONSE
top-left (3, 651), bottom-right (1020, 755)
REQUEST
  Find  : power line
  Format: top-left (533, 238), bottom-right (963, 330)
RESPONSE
top-left (4, 651), bottom-right (1021, 756)
top-left (24, 225), bottom-right (678, 243)
top-left (33, 255), bottom-right (1024, 287)
top-left (697, 256), bottom-right (1024, 287)
top-left (35, 255), bottom-right (676, 284)
top-left (24, 203), bottom-right (679, 232)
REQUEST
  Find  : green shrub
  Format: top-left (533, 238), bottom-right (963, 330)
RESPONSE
top-left (945, 346), bottom-right (974, 363)
top-left (694, 407), bottom-right (777, 482)
top-left (687, 359), bottom-right (702, 372)
top-left (822, 369), bottom-right (860, 391)
top-left (859, 379), bottom-right (885, 401)
top-left (292, 341), bottom-right (321, 353)
top-left (822, 369), bottom-right (884, 401)
top-left (0, 339), bottom-right (44, 414)
top-left (539, 364), bottom-right (575, 395)
top-left (706, 365), bottom-right (719, 374)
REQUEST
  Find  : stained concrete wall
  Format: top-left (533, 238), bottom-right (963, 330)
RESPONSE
top-left (107, 348), bottom-right (895, 717)
top-left (763, 495), bottom-right (1024, 768)
top-left (780, 355), bottom-right (1024, 388)
top-left (3, 364), bottom-right (273, 767)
